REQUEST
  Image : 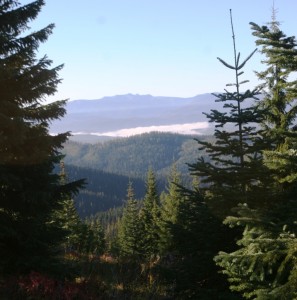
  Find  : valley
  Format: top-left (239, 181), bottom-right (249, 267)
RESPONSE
top-left (62, 132), bottom-right (213, 217)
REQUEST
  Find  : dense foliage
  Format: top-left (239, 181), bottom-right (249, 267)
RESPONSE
top-left (2, 2), bottom-right (297, 299)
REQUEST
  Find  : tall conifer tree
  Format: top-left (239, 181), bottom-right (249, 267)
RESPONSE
top-left (176, 10), bottom-right (267, 298)
top-left (251, 14), bottom-right (297, 192)
top-left (215, 12), bottom-right (297, 299)
top-left (189, 10), bottom-right (267, 217)
top-left (0, 0), bottom-right (83, 274)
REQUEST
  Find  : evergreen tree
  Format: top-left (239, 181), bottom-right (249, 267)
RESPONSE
top-left (158, 164), bottom-right (183, 254)
top-left (215, 202), bottom-right (297, 300)
top-left (188, 10), bottom-right (267, 217)
top-left (53, 161), bottom-right (83, 253)
top-left (215, 13), bottom-right (297, 299)
top-left (250, 15), bottom-right (297, 191)
top-left (80, 218), bottom-right (105, 255)
top-left (89, 218), bottom-right (106, 255)
top-left (0, 0), bottom-right (83, 275)
top-left (139, 169), bottom-right (160, 259)
top-left (167, 181), bottom-right (239, 299)
top-left (118, 181), bottom-right (142, 259)
top-left (171, 10), bottom-right (263, 298)
top-left (138, 169), bottom-right (161, 286)
top-left (53, 162), bottom-right (105, 257)
top-left (55, 197), bottom-right (83, 252)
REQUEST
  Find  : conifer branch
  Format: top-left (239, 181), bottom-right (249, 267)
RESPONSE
top-left (238, 48), bottom-right (258, 70)
top-left (217, 57), bottom-right (235, 69)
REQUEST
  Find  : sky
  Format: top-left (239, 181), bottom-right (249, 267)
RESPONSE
top-left (24, 0), bottom-right (297, 102)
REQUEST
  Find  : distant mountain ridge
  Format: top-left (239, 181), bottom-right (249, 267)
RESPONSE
top-left (50, 93), bottom-right (219, 141)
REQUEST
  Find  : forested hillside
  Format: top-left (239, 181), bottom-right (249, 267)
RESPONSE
top-left (66, 165), bottom-right (146, 217)
top-left (62, 132), bottom-right (213, 177)
top-left (61, 132), bottom-right (215, 217)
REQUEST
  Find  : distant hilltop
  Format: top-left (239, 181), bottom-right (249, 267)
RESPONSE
top-left (50, 93), bottom-right (224, 140)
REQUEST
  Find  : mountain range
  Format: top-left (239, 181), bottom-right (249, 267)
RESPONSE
top-left (50, 93), bottom-right (220, 142)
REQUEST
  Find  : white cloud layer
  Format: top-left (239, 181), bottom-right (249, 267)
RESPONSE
top-left (72, 122), bottom-right (209, 137)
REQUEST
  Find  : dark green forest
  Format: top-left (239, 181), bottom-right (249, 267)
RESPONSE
top-left (66, 164), bottom-right (146, 217)
top-left (62, 132), bottom-right (214, 217)
top-left (62, 132), bottom-right (211, 177)
top-left (1, 2), bottom-right (297, 300)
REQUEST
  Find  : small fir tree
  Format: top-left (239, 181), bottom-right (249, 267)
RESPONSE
top-left (53, 161), bottom-right (84, 253)
top-left (139, 169), bottom-right (160, 259)
top-left (55, 197), bottom-right (83, 252)
top-left (139, 169), bottom-right (161, 285)
top-left (158, 164), bottom-right (183, 254)
top-left (118, 181), bottom-right (142, 259)
top-left (80, 219), bottom-right (105, 255)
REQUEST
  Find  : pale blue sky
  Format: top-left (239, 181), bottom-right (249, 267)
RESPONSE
top-left (25, 0), bottom-right (297, 101)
